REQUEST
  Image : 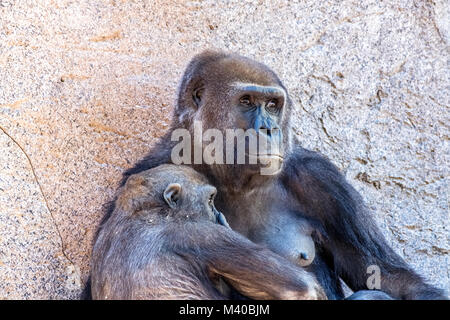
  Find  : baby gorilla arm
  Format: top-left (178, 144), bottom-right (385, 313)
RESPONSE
top-left (168, 223), bottom-right (326, 300)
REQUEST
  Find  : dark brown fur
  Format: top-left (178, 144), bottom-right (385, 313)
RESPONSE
top-left (116, 50), bottom-right (447, 300)
top-left (90, 165), bottom-right (326, 300)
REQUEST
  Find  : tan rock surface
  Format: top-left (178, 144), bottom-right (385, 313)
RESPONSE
top-left (0, 0), bottom-right (448, 298)
top-left (0, 129), bottom-right (80, 298)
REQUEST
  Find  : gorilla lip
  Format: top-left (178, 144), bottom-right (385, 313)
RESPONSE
top-left (246, 153), bottom-right (284, 161)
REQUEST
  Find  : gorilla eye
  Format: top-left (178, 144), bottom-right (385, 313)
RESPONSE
top-left (266, 99), bottom-right (279, 114)
top-left (239, 95), bottom-right (251, 105)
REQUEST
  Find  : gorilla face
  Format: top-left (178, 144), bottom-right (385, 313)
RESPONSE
top-left (178, 52), bottom-right (290, 177)
top-left (225, 81), bottom-right (286, 174)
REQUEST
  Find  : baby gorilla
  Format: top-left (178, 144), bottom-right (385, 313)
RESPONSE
top-left (90, 164), bottom-right (326, 300)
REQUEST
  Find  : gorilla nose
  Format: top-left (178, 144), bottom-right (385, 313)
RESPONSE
top-left (258, 126), bottom-right (279, 137)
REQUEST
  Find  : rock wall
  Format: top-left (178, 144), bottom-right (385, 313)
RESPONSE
top-left (0, 0), bottom-right (448, 299)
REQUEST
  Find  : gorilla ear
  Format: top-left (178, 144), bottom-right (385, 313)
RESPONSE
top-left (192, 86), bottom-right (204, 108)
top-left (163, 183), bottom-right (182, 209)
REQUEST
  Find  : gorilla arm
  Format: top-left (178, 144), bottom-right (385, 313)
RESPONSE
top-left (281, 146), bottom-right (447, 300)
top-left (166, 222), bottom-right (327, 300)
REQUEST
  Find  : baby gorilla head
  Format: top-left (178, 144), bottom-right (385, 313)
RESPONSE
top-left (114, 164), bottom-right (229, 227)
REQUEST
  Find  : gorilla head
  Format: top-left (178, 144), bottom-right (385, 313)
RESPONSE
top-left (173, 51), bottom-right (294, 182)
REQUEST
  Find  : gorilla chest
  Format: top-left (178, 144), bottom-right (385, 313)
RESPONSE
top-left (259, 211), bottom-right (316, 267)
top-left (226, 199), bottom-right (317, 267)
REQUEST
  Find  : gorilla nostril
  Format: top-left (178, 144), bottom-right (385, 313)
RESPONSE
top-left (259, 127), bottom-right (272, 136)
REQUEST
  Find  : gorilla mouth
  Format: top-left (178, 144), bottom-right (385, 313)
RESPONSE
top-left (246, 153), bottom-right (284, 175)
top-left (246, 153), bottom-right (284, 161)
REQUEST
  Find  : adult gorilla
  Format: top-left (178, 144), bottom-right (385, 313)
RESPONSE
top-left (120, 51), bottom-right (445, 299)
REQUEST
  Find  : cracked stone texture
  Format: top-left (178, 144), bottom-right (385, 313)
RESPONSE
top-left (0, 0), bottom-right (448, 298)
top-left (0, 130), bottom-right (80, 299)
